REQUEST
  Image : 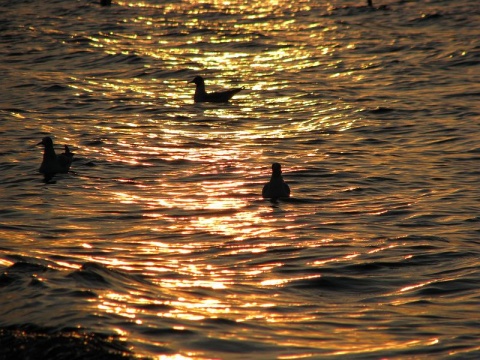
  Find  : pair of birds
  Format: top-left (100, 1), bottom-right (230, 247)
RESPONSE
top-left (37, 138), bottom-right (290, 199)
top-left (190, 76), bottom-right (291, 199)
top-left (37, 137), bottom-right (74, 183)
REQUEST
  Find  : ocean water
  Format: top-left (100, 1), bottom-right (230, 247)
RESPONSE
top-left (1, 0), bottom-right (479, 358)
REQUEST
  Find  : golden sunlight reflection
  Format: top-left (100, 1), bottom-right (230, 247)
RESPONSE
top-left (0, 258), bottom-right (13, 267)
top-left (187, 206), bottom-right (276, 241)
top-left (157, 355), bottom-right (195, 360)
top-left (312, 252), bottom-right (360, 266)
top-left (191, 52), bottom-right (250, 70)
top-left (330, 338), bottom-right (440, 356)
top-left (113, 192), bottom-right (142, 204)
top-left (156, 297), bottom-right (232, 322)
top-left (99, 293), bottom-right (139, 319)
top-left (252, 48), bottom-right (321, 72)
top-left (295, 114), bottom-right (357, 133)
top-left (261, 274), bottom-right (320, 287)
top-left (399, 279), bottom-right (438, 293)
top-left (106, 153), bottom-right (293, 240)
top-left (278, 354), bottom-right (315, 360)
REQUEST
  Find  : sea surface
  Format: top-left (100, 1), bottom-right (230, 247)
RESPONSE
top-left (1, 0), bottom-right (479, 359)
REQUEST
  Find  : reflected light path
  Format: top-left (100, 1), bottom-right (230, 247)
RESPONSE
top-left (2, 0), bottom-right (476, 358)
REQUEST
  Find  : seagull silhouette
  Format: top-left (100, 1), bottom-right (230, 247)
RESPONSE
top-left (37, 136), bottom-right (74, 182)
top-left (189, 76), bottom-right (243, 103)
top-left (262, 163), bottom-right (290, 201)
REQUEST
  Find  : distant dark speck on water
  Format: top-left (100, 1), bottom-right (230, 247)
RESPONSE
top-left (369, 106), bottom-right (394, 114)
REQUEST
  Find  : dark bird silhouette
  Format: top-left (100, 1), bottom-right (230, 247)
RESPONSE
top-left (37, 136), bottom-right (74, 182)
top-left (262, 163), bottom-right (290, 200)
top-left (189, 76), bottom-right (243, 103)
top-left (367, 0), bottom-right (388, 10)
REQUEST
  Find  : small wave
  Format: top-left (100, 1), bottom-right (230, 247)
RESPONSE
top-left (290, 275), bottom-right (384, 293)
top-left (444, 91), bottom-right (480, 98)
top-left (189, 337), bottom-right (270, 354)
top-left (140, 327), bottom-right (195, 337)
top-left (6, 261), bottom-right (50, 274)
top-left (42, 84), bottom-right (70, 92)
top-left (341, 261), bottom-right (407, 273)
top-left (411, 278), bottom-right (478, 297)
top-left (1, 107), bottom-right (32, 113)
top-left (80, 52), bottom-right (145, 70)
top-left (327, 4), bottom-right (388, 16)
top-left (68, 265), bottom-right (111, 288)
top-left (368, 106), bottom-right (395, 114)
top-left (410, 12), bottom-right (444, 23)
top-left (67, 262), bottom-right (146, 291)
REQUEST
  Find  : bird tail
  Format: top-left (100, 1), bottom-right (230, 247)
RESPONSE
top-left (63, 145), bottom-right (74, 159)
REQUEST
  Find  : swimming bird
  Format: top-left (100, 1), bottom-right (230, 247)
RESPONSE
top-left (189, 76), bottom-right (243, 103)
top-left (262, 163), bottom-right (290, 200)
top-left (37, 136), bottom-right (74, 182)
top-left (366, 0), bottom-right (388, 10)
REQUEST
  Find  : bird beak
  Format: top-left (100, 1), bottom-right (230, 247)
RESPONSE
top-left (37, 140), bottom-right (43, 146)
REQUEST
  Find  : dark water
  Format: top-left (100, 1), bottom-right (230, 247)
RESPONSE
top-left (1, 0), bottom-right (480, 359)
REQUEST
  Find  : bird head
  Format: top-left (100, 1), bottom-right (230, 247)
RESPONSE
top-left (272, 162), bottom-right (282, 176)
top-left (37, 136), bottom-right (53, 147)
top-left (189, 76), bottom-right (205, 86)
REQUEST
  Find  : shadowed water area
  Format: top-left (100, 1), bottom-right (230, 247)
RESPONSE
top-left (1, 0), bottom-right (480, 358)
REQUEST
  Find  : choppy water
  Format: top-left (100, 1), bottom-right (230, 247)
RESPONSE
top-left (1, 0), bottom-right (480, 358)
